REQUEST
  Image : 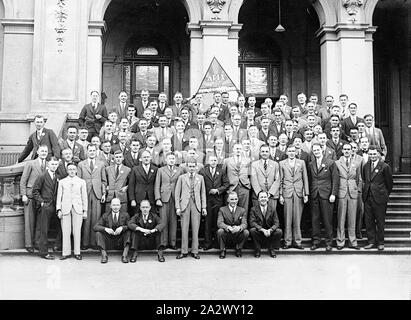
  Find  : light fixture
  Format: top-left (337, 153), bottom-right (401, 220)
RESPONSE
top-left (275, 0), bottom-right (285, 32)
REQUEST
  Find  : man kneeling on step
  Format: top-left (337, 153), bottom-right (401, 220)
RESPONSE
top-left (93, 198), bottom-right (131, 263)
top-left (128, 200), bottom-right (165, 262)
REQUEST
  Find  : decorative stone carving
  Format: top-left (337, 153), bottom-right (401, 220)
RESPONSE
top-left (343, 0), bottom-right (363, 16)
top-left (1, 177), bottom-right (15, 214)
top-left (55, 0), bottom-right (68, 53)
top-left (207, 0), bottom-right (227, 18)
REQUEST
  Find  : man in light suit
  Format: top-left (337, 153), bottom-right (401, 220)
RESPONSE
top-left (175, 158), bottom-right (207, 259)
top-left (223, 143), bottom-right (252, 211)
top-left (279, 145), bottom-right (309, 249)
top-left (56, 163), bottom-right (88, 260)
top-left (77, 144), bottom-right (107, 249)
top-left (20, 145), bottom-right (48, 252)
top-left (250, 144), bottom-right (280, 210)
top-left (335, 144), bottom-right (362, 250)
top-left (153, 115), bottom-right (174, 143)
top-left (18, 115), bottom-right (60, 162)
top-left (59, 125), bottom-right (85, 164)
top-left (105, 150), bottom-right (130, 213)
top-left (362, 146), bottom-right (393, 250)
top-left (364, 114), bottom-right (387, 159)
top-left (78, 91), bottom-right (108, 141)
top-left (154, 152), bottom-right (185, 250)
top-left (249, 191), bottom-right (282, 258)
top-left (308, 143), bottom-right (339, 251)
top-left (216, 191), bottom-right (249, 258)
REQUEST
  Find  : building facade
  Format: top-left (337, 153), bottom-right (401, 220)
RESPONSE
top-left (0, 0), bottom-right (410, 172)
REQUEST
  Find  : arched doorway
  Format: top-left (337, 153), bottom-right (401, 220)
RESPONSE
top-left (102, 0), bottom-right (190, 107)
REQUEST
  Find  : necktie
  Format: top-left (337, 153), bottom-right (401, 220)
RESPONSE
top-left (90, 160), bottom-right (94, 171)
top-left (211, 167), bottom-right (215, 177)
top-left (50, 172), bottom-right (54, 180)
top-left (37, 131), bottom-right (42, 141)
top-left (264, 160), bottom-right (268, 172)
top-left (115, 165), bottom-right (120, 178)
top-left (317, 160), bottom-right (321, 170)
top-left (114, 213), bottom-right (118, 225)
top-left (143, 215), bottom-right (148, 224)
top-left (262, 206), bottom-right (266, 218)
top-left (41, 160), bottom-right (46, 172)
top-left (190, 174), bottom-right (195, 197)
top-left (346, 159), bottom-right (349, 168)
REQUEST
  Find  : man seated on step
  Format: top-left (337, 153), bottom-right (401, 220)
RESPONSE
top-left (93, 198), bottom-right (131, 264)
top-left (127, 200), bottom-right (166, 263)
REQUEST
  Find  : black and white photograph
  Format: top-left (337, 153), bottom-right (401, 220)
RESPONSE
top-left (0, 0), bottom-right (410, 304)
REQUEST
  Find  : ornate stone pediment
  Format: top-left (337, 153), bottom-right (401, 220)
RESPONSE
top-left (207, 0), bottom-right (227, 14)
top-left (343, 0), bottom-right (363, 16)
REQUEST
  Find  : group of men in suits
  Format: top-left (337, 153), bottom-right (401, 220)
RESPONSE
top-left (18, 89), bottom-right (393, 261)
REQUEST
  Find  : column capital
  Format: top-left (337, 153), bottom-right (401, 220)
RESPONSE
top-left (88, 20), bottom-right (106, 37)
top-left (315, 23), bottom-right (377, 44)
top-left (1, 19), bottom-right (34, 34)
top-left (187, 21), bottom-right (242, 39)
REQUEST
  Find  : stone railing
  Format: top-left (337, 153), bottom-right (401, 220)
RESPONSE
top-left (0, 163), bottom-right (25, 249)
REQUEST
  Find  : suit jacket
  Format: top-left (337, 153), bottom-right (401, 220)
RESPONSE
top-left (232, 127), bottom-right (248, 142)
top-left (365, 127), bottom-right (387, 156)
top-left (97, 152), bottom-right (114, 167)
top-left (279, 158), bottom-right (309, 198)
top-left (250, 159), bottom-right (280, 198)
top-left (269, 148), bottom-right (286, 163)
top-left (308, 157), bottom-right (339, 200)
top-left (198, 164), bottom-right (229, 202)
top-left (258, 129), bottom-right (273, 144)
top-left (78, 103), bottom-right (108, 133)
top-left (123, 150), bottom-right (141, 169)
top-left (56, 160), bottom-right (74, 179)
top-left (341, 116), bottom-right (364, 138)
top-left (20, 159), bottom-right (45, 198)
top-left (326, 138), bottom-right (348, 159)
top-left (99, 132), bottom-right (119, 146)
top-left (93, 211), bottom-right (130, 232)
top-left (154, 165), bottom-right (185, 203)
top-left (128, 164), bottom-right (158, 204)
top-left (335, 157), bottom-right (362, 199)
top-left (105, 164), bottom-right (131, 203)
top-left (269, 122), bottom-right (286, 138)
top-left (153, 126), bottom-right (174, 143)
top-left (175, 173), bottom-right (207, 212)
top-left (295, 149), bottom-right (310, 168)
top-left (223, 156), bottom-right (251, 191)
top-left (310, 147), bottom-right (337, 162)
top-left (172, 132), bottom-right (190, 152)
top-left (58, 140), bottom-right (85, 164)
top-left (56, 175), bottom-right (88, 216)
top-left (134, 100), bottom-right (150, 118)
top-left (111, 143), bottom-right (130, 155)
top-left (249, 138), bottom-right (265, 161)
top-left (362, 160), bottom-right (393, 204)
top-left (18, 128), bottom-right (60, 162)
top-left (127, 211), bottom-right (164, 232)
top-left (217, 206), bottom-right (247, 231)
top-left (77, 159), bottom-right (107, 199)
top-left (112, 103), bottom-right (130, 121)
top-left (32, 171), bottom-right (59, 209)
top-left (249, 204), bottom-right (280, 232)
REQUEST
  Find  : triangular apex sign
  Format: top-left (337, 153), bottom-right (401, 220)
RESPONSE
top-left (195, 57), bottom-right (241, 105)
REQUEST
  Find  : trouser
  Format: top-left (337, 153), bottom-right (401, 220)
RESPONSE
top-left (204, 197), bottom-right (222, 248)
top-left (250, 228), bottom-right (282, 251)
top-left (159, 197), bottom-right (177, 247)
top-left (130, 231), bottom-right (162, 251)
top-left (96, 230), bottom-right (131, 251)
top-left (216, 228), bottom-right (249, 250)
top-left (37, 203), bottom-right (56, 256)
top-left (234, 185), bottom-right (250, 211)
top-left (356, 193), bottom-right (364, 236)
top-left (105, 201), bottom-right (127, 214)
top-left (24, 198), bottom-right (38, 248)
top-left (284, 193), bottom-right (304, 246)
top-left (364, 195), bottom-right (387, 245)
top-left (311, 196), bottom-right (334, 246)
top-left (82, 190), bottom-right (101, 247)
top-left (61, 208), bottom-right (83, 256)
top-left (180, 198), bottom-right (201, 255)
top-left (337, 196), bottom-right (358, 247)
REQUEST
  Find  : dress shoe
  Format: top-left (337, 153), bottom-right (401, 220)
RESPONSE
top-left (130, 252), bottom-right (138, 263)
top-left (235, 249), bottom-right (242, 257)
top-left (60, 255), bottom-right (70, 260)
top-left (337, 246), bottom-right (344, 250)
top-left (269, 250), bottom-right (277, 258)
top-left (294, 244), bottom-right (304, 250)
top-left (310, 244), bottom-right (319, 251)
top-left (377, 245), bottom-right (384, 251)
top-left (219, 250), bottom-right (226, 259)
top-left (191, 253), bottom-right (200, 259)
top-left (254, 251), bottom-right (261, 258)
top-left (203, 245), bottom-right (212, 251)
top-left (53, 246), bottom-right (61, 252)
top-left (168, 245), bottom-right (178, 250)
top-left (349, 246), bottom-right (360, 250)
top-left (356, 233), bottom-right (363, 239)
top-left (26, 247), bottom-right (35, 253)
top-left (282, 245), bottom-right (290, 250)
top-left (176, 253), bottom-right (188, 259)
top-left (364, 243), bottom-right (376, 250)
top-left (74, 254), bottom-right (82, 260)
top-left (80, 245), bottom-right (88, 251)
top-left (91, 245), bottom-right (99, 250)
top-left (42, 254), bottom-right (55, 260)
top-left (326, 246), bottom-right (332, 252)
top-left (158, 252), bottom-right (165, 262)
top-left (101, 255), bottom-right (108, 264)
top-left (121, 256), bottom-right (129, 263)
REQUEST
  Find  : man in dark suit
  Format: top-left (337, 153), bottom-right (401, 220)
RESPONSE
top-left (128, 150), bottom-right (158, 211)
top-left (341, 103), bottom-right (363, 139)
top-left (93, 198), bottom-right (131, 263)
top-left (59, 125), bottom-right (85, 164)
top-left (308, 143), bottom-right (339, 251)
top-left (326, 126), bottom-right (348, 159)
top-left (32, 157), bottom-right (60, 259)
top-left (267, 135), bottom-right (286, 163)
top-left (112, 91), bottom-right (129, 121)
top-left (216, 191), bottom-right (249, 258)
top-left (123, 138), bottom-right (141, 168)
top-left (270, 109), bottom-right (286, 136)
top-left (128, 200), bottom-right (165, 262)
top-left (78, 91), bottom-right (108, 141)
top-left (134, 89), bottom-right (151, 118)
top-left (199, 155), bottom-right (230, 250)
top-left (249, 191), bottom-right (282, 258)
top-left (362, 146), bottom-right (393, 250)
top-left (18, 115), bottom-right (60, 162)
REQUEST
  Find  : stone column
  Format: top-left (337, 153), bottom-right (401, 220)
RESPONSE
top-left (87, 21), bottom-right (106, 101)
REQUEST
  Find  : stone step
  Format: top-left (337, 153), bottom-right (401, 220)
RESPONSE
top-left (386, 211), bottom-right (411, 219)
top-left (385, 219), bottom-right (411, 227)
top-left (391, 186), bottom-right (411, 193)
top-left (387, 202), bottom-right (411, 209)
